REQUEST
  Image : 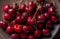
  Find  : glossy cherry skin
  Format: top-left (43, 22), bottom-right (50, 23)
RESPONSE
top-left (12, 3), bottom-right (19, 10)
top-left (3, 4), bottom-right (10, 13)
top-left (0, 21), bottom-right (8, 29)
top-left (4, 13), bottom-right (12, 22)
top-left (36, 0), bottom-right (45, 3)
top-left (42, 29), bottom-right (51, 36)
top-left (23, 26), bottom-right (30, 33)
top-left (48, 6), bottom-right (55, 14)
top-left (37, 15), bottom-right (45, 22)
top-left (11, 34), bottom-right (19, 39)
top-left (37, 23), bottom-right (43, 29)
top-left (27, 16), bottom-right (35, 25)
top-left (34, 30), bottom-right (41, 37)
top-left (28, 35), bottom-right (35, 39)
top-left (8, 9), bottom-right (15, 17)
top-left (20, 4), bottom-right (26, 12)
top-left (51, 15), bottom-right (58, 22)
top-left (20, 33), bottom-right (27, 39)
top-left (6, 26), bottom-right (13, 34)
top-left (13, 24), bottom-right (23, 33)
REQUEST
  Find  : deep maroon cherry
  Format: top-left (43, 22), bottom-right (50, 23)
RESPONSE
top-left (48, 6), bottom-right (55, 14)
top-left (23, 26), bottom-right (30, 33)
top-left (42, 29), bottom-right (51, 36)
top-left (37, 15), bottom-right (45, 22)
top-left (6, 26), bottom-right (13, 34)
top-left (28, 35), bottom-right (35, 39)
top-left (0, 21), bottom-right (8, 29)
top-left (36, 0), bottom-right (45, 3)
top-left (51, 15), bottom-right (58, 22)
top-left (12, 3), bottom-right (19, 10)
top-left (37, 23), bottom-right (43, 29)
top-left (13, 24), bottom-right (23, 33)
top-left (27, 16), bottom-right (35, 25)
top-left (11, 34), bottom-right (19, 39)
top-left (20, 33), bottom-right (27, 39)
top-left (20, 4), bottom-right (26, 12)
top-left (4, 13), bottom-right (12, 21)
top-left (34, 30), bottom-right (41, 37)
top-left (3, 4), bottom-right (10, 13)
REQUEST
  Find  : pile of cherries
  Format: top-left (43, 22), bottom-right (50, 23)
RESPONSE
top-left (0, 0), bottom-right (59, 39)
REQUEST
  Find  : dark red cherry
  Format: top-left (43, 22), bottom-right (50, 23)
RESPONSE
top-left (51, 15), bottom-right (58, 22)
top-left (4, 13), bottom-right (12, 21)
top-left (12, 3), bottom-right (19, 10)
top-left (0, 21), bottom-right (8, 29)
top-left (11, 34), bottom-right (19, 39)
top-left (37, 23), bottom-right (43, 29)
top-left (36, 0), bottom-right (45, 3)
top-left (34, 30), bottom-right (41, 37)
top-left (48, 6), bottom-right (55, 14)
top-left (20, 4), bottom-right (26, 12)
top-left (3, 4), bottom-right (10, 13)
top-left (23, 26), bottom-right (30, 33)
top-left (37, 15), bottom-right (45, 22)
top-left (8, 9), bottom-right (15, 17)
top-left (28, 35), bottom-right (35, 39)
top-left (13, 24), bottom-right (23, 33)
top-left (20, 33), bottom-right (27, 39)
top-left (27, 16), bottom-right (35, 25)
top-left (42, 29), bottom-right (51, 36)
top-left (6, 26), bottom-right (13, 34)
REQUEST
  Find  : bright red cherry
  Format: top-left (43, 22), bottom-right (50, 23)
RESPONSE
top-left (51, 15), bottom-right (58, 22)
top-left (12, 3), bottom-right (19, 10)
top-left (20, 4), bottom-right (26, 12)
top-left (3, 4), bottom-right (10, 13)
top-left (13, 24), bottom-right (23, 33)
top-left (23, 26), bottom-right (30, 33)
top-left (28, 35), bottom-right (35, 39)
top-left (42, 29), bottom-right (51, 36)
top-left (27, 16), bottom-right (35, 25)
top-left (11, 34), bottom-right (19, 39)
top-left (48, 6), bottom-right (55, 14)
top-left (36, 0), bottom-right (45, 3)
top-left (0, 21), bottom-right (8, 29)
top-left (4, 13), bottom-right (12, 21)
top-left (20, 33), bottom-right (27, 39)
top-left (37, 15), bottom-right (45, 22)
top-left (6, 26), bottom-right (13, 34)
top-left (34, 30), bottom-right (41, 37)
top-left (37, 23), bottom-right (43, 29)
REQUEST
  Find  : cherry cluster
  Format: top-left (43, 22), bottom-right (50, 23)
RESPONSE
top-left (0, 0), bottom-right (59, 39)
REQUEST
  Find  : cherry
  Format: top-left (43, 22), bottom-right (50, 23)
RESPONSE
top-left (51, 15), bottom-right (58, 22)
top-left (0, 21), bottom-right (8, 29)
top-left (3, 4), bottom-right (10, 13)
top-left (38, 6), bottom-right (45, 13)
top-left (28, 35), bottom-right (35, 39)
top-left (48, 6), bottom-right (55, 14)
top-left (36, 0), bottom-right (45, 3)
top-left (27, 16), bottom-right (35, 25)
top-left (37, 23), bottom-right (43, 29)
top-left (6, 26), bottom-right (13, 34)
top-left (23, 26), bottom-right (30, 33)
top-left (13, 24), bottom-right (23, 33)
top-left (42, 29), bottom-right (51, 36)
top-left (12, 3), bottom-right (19, 10)
top-left (37, 15), bottom-right (45, 22)
top-left (20, 33), bottom-right (27, 39)
top-left (11, 34), bottom-right (19, 39)
top-left (34, 30), bottom-right (41, 37)
top-left (4, 13), bottom-right (12, 22)
top-left (20, 4), bottom-right (26, 12)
